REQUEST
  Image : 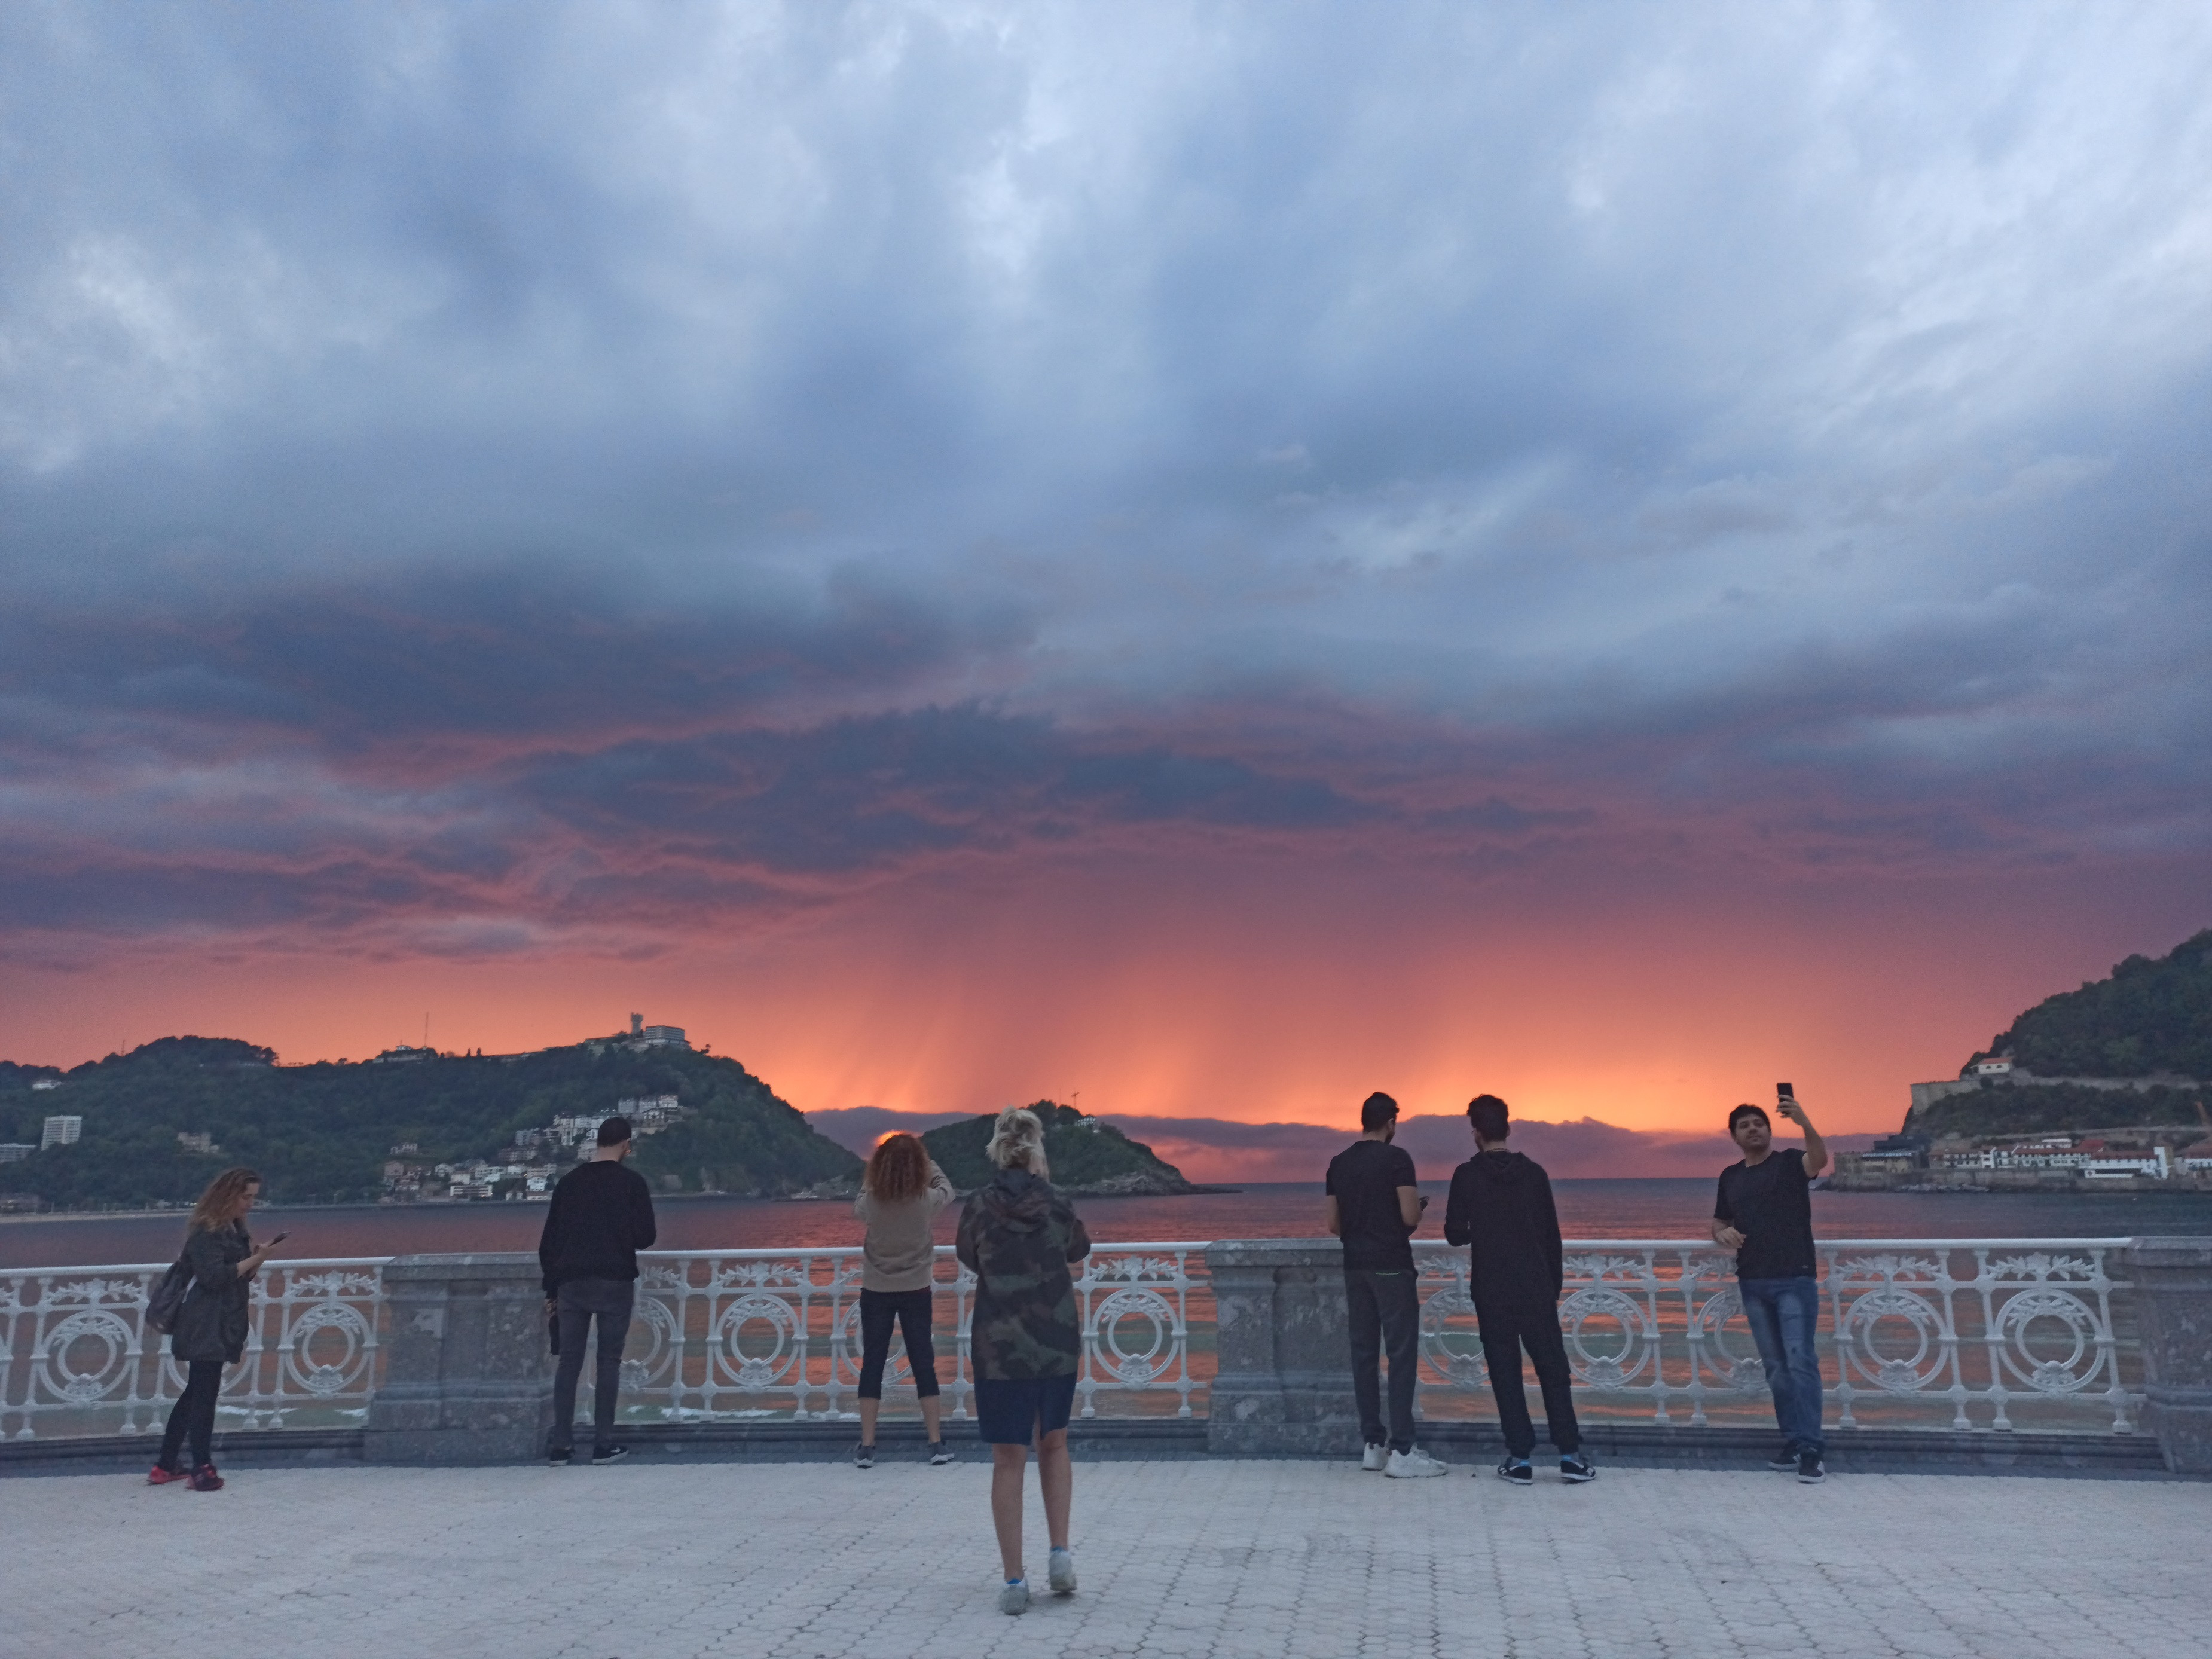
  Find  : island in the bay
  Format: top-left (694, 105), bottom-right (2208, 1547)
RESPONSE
top-left (1829, 928), bottom-right (2212, 1193)
top-left (0, 1020), bottom-right (1203, 1211)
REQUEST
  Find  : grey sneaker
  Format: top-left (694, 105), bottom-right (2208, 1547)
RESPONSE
top-left (1797, 1451), bottom-right (1826, 1484)
top-left (928, 1441), bottom-right (955, 1466)
top-left (1385, 1446), bottom-right (1449, 1478)
top-left (1048, 1548), bottom-right (1077, 1596)
top-left (853, 1442), bottom-right (875, 1469)
top-left (1360, 1442), bottom-right (1388, 1472)
top-left (998, 1579), bottom-right (1031, 1615)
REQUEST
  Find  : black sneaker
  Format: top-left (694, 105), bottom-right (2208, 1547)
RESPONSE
top-left (928, 1442), bottom-right (956, 1466)
top-left (1496, 1459), bottom-right (1534, 1485)
top-left (853, 1442), bottom-right (875, 1469)
top-left (1767, 1444), bottom-right (1798, 1472)
top-left (546, 1446), bottom-right (572, 1466)
top-left (1797, 1450), bottom-right (1825, 1484)
top-left (1559, 1452), bottom-right (1596, 1483)
top-left (591, 1444), bottom-right (630, 1466)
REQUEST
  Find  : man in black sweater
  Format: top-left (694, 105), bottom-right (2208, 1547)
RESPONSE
top-left (539, 1115), bottom-right (658, 1465)
top-left (1442, 1094), bottom-right (1592, 1486)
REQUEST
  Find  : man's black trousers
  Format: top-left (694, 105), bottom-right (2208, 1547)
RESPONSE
top-left (1477, 1297), bottom-right (1582, 1458)
top-left (1344, 1267), bottom-right (1421, 1454)
top-left (551, 1276), bottom-right (635, 1455)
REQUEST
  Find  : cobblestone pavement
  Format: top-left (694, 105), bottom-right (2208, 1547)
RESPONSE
top-left (12, 1456), bottom-right (2207, 1659)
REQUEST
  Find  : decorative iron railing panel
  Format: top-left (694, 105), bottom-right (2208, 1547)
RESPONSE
top-left (0, 1258), bottom-right (390, 1441)
top-left (1411, 1238), bottom-right (2141, 1432)
top-left (591, 1244), bottom-right (1210, 1427)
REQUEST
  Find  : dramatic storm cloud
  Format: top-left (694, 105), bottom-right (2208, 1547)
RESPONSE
top-left (2, 2), bottom-right (2205, 1147)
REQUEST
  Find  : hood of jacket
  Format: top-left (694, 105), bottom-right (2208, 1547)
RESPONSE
top-left (1465, 1148), bottom-right (1542, 1189)
top-left (978, 1165), bottom-right (1054, 1231)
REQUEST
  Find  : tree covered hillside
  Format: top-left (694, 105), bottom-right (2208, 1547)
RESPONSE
top-left (921, 1101), bottom-right (1196, 1194)
top-left (0, 1035), bottom-right (858, 1209)
top-left (1970, 929), bottom-right (2212, 1079)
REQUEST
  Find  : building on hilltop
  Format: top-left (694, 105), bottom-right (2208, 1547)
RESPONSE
top-left (30, 1078), bottom-right (59, 1091)
top-left (371, 1045), bottom-right (432, 1064)
top-left (41, 1116), bottom-right (82, 1150)
top-left (1969, 1056), bottom-right (2015, 1077)
top-left (0, 1144), bottom-right (34, 1164)
top-left (175, 1131), bottom-right (215, 1155)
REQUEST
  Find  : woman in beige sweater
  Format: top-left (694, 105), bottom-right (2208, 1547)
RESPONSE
top-left (852, 1132), bottom-right (957, 1466)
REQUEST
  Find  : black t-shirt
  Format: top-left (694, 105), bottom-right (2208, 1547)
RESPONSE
top-left (1713, 1149), bottom-right (1816, 1280)
top-left (1326, 1139), bottom-right (1418, 1272)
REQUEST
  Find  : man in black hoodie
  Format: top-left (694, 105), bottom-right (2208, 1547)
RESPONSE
top-left (539, 1115), bottom-right (658, 1466)
top-left (1442, 1095), bottom-right (1593, 1485)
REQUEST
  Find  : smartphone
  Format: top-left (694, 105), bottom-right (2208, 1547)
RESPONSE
top-left (1776, 1083), bottom-right (1795, 1102)
top-left (265, 1232), bottom-right (290, 1246)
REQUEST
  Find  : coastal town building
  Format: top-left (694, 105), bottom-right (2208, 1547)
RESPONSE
top-left (382, 1092), bottom-right (688, 1202)
top-left (0, 1144), bottom-right (33, 1164)
top-left (30, 1078), bottom-right (59, 1091)
top-left (40, 1116), bottom-right (81, 1150)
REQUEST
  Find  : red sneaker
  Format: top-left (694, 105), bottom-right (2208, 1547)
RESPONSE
top-left (146, 1465), bottom-right (188, 1486)
top-left (188, 1464), bottom-right (225, 1492)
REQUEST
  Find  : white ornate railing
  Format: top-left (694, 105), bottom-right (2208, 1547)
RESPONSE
top-left (594, 1244), bottom-right (1207, 1428)
top-left (1413, 1238), bottom-right (2141, 1432)
top-left (0, 1238), bottom-right (2145, 1441)
top-left (0, 1258), bottom-right (390, 1441)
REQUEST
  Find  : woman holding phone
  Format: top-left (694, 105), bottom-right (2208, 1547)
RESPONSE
top-left (148, 1166), bottom-right (282, 1491)
top-left (851, 1132), bottom-right (957, 1466)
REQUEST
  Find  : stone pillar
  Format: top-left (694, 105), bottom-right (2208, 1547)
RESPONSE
top-left (1205, 1238), bottom-right (1362, 1455)
top-left (2125, 1236), bottom-right (2212, 1475)
top-left (363, 1254), bottom-right (554, 1465)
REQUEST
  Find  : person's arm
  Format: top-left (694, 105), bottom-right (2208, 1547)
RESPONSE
top-left (1394, 1148), bottom-right (1423, 1231)
top-left (539, 1180), bottom-right (566, 1300)
top-left (630, 1170), bottom-right (658, 1251)
top-left (1780, 1096), bottom-right (1828, 1178)
top-left (927, 1165), bottom-right (955, 1212)
top-left (1441, 1166), bottom-right (1471, 1248)
top-left (1535, 1170), bottom-right (1563, 1300)
top-left (954, 1197), bottom-right (980, 1273)
top-left (1324, 1194), bottom-right (1342, 1236)
top-left (1064, 1209), bottom-right (1092, 1264)
top-left (1712, 1172), bottom-right (1744, 1249)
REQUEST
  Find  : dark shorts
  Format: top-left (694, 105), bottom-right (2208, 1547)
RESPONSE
top-left (973, 1373), bottom-right (1078, 1445)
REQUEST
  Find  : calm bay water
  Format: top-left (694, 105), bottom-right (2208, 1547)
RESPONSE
top-left (4, 1179), bottom-right (2206, 1269)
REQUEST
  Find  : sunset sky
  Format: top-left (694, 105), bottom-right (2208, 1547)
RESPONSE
top-left (2, 4), bottom-right (2205, 1175)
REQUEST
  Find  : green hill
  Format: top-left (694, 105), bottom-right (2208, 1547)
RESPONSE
top-left (1969, 929), bottom-right (2212, 1080)
top-left (0, 1034), bottom-right (859, 1209)
top-left (921, 1101), bottom-right (1197, 1195)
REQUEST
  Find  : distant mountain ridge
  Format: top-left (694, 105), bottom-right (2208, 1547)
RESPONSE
top-left (0, 1034), bottom-right (859, 1209)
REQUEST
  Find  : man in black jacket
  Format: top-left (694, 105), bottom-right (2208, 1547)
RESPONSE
top-left (1442, 1095), bottom-right (1592, 1486)
top-left (539, 1115), bottom-right (658, 1465)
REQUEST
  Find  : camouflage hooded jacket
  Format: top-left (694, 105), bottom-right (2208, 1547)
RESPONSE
top-left (955, 1166), bottom-right (1093, 1380)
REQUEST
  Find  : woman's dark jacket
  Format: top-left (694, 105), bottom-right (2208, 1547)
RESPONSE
top-left (955, 1167), bottom-right (1092, 1380)
top-left (170, 1221), bottom-right (255, 1364)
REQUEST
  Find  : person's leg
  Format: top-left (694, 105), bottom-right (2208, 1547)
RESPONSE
top-left (1476, 1301), bottom-right (1538, 1459)
top-left (856, 1289), bottom-right (896, 1443)
top-left (589, 1282), bottom-right (634, 1455)
top-left (1772, 1277), bottom-right (1825, 1456)
top-left (1374, 1270), bottom-right (1422, 1454)
top-left (1036, 1423), bottom-right (1071, 1550)
top-left (185, 1360), bottom-right (222, 1470)
top-left (1737, 1279), bottom-right (1794, 1450)
top-left (1343, 1270), bottom-right (1387, 1449)
top-left (898, 1289), bottom-right (943, 1440)
top-left (991, 1443), bottom-right (1028, 1579)
top-left (157, 1361), bottom-right (209, 1471)
top-left (1517, 1304), bottom-right (1582, 1455)
top-left (550, 1285), bottom-right (591, 1453)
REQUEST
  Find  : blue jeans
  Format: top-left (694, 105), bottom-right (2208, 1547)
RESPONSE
top-left (1739, 1276), bottom-right (1824, 1456)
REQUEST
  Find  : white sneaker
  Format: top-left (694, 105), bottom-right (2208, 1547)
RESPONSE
top-left (1385, 1446), bottom-right (1449, 1478)
top-left (1360, 1442), bottom-right (1388, 1472)
top-left (1047, 1547), bottom-right (1077, 1596)
top-left (998, 1579), bottom-right (1031, 1615)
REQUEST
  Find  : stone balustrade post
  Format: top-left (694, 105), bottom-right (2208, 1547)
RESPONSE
top-left (1205, 1238), bottom-right (1361, 1455)
top-left (363, 1253), bottom-right (554, 1465)
top-left (2124, 1236), bottom-right (2212, 1475)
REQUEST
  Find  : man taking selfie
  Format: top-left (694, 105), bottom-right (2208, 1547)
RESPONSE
top-left (1713, 1089), bottom-right (1829, 1483)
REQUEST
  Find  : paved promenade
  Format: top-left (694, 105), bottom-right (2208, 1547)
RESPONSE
top-left (13, 1456), bottom-right (2206, 1659)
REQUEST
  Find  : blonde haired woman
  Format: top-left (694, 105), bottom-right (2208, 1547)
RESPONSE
top-left (954, 1105), bottom-right (1092, 1614)
top-left (148, 1168), bottom-right (283, 1490)
top-left (851, 1131), bottom-right (956, 1467)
